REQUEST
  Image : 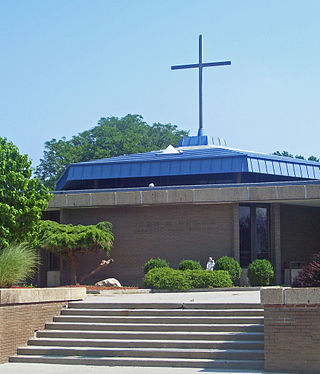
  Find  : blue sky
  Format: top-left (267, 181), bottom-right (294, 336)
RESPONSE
top-left (0, 0), bottom-right (320, 168)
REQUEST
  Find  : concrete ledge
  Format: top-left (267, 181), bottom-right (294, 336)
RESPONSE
top-left (261, 286), bottom-right (320, 305)
top-left (48, 182), bottom-right (320, 209)
top-left (0, 287), bottom-right (86, 305)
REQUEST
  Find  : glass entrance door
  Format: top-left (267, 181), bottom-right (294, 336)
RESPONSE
top-left (239, 205), bottom-right (270, 267)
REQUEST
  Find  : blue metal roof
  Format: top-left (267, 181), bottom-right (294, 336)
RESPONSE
top-left (56, 141), bottom-right (320, 191)
top-left (178, 135), bottom-right (214, 146)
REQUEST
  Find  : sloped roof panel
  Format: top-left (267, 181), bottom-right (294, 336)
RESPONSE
top-left (55, 145), bottom-right (320, 190)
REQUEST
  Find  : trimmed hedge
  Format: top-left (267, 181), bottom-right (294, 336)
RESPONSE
top-left (215, 256), bottom-right (242, 285)
top-left (185, 269), bottom-right (233, 288)
top-left (143, 258), bottom-right (170, 274)
top-left (144, 267), bottom-right (191, 290)
top-left (247, 259), bottom-right (274, 286)
top-left (144, 268), bottom-right (233, 290)
top-left (178, 260), bottom-right (202, 271)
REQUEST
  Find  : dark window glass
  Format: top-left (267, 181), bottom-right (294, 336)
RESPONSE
top-left (48, 252), bottom-right (60, 271)
top-left (239, 205), bottom-right (270, 267)
top-left (256, 207), bottom-right (269, 259)
top-left (239, 206), bottom-right (251, 267)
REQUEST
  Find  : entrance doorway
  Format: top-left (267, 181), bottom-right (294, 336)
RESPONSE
top-left (239, 205), bottom-right (270, 267)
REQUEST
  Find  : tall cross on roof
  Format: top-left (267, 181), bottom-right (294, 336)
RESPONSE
top-left (171, 35), bottom-right (231, 137)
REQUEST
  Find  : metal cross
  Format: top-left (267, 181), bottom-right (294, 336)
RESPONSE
top-left (171, 35), bottom-right (231, 136)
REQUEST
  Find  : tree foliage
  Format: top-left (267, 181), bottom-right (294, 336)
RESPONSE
top-left (273, 150), bottom-right (319, 162)
top-left (0, 137), bottom-right (52, 248)
top-left (35, 114), bottom-right (188, 190)
top-left (37, 220), bottom-right (114, 284)
top-left (292, 252), bottom-right (320, 287)
top-left (308, 155), bottom-right (319, 162)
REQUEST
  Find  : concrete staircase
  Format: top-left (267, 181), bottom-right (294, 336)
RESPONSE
top-left (10, 301), bottom-right (264, 370)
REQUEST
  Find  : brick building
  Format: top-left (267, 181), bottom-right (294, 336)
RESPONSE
top-left (42, 134), bottom-right (320, 287)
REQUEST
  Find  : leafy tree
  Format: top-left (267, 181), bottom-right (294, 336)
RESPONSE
top-left (0, 137), bottom-right (51, 248)
top-left (308, 155), bottom-right (319, 162)
top-left (273, 151), bottom-right (319, 162)
top-left (37, 220), bottom-right (114, 284)
top-left (273, 151), bottom-right (294, 158)
top-left (35, 114), bottom-right (188, 190)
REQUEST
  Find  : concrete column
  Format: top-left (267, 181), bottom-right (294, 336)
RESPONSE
top-left (233, 203), bottom-right (240, 262)
top-left (59, 209), bottom-right (66, 224)
top-left (271, 203), bottom-right (281, 284)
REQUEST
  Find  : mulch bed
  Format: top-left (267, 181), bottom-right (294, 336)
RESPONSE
top-left (9, 285), bottom-right (138, 290)
top-left (60, 285), bottom-right (139, 291)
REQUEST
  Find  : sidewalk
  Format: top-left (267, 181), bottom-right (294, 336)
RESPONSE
top-left (0, 363), bottom-right (290, 374)
top-left (80, 289), bottom-right (261, 304)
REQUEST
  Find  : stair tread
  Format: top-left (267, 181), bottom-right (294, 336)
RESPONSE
top-left (56, 316), bottom-right (263, 320)
top-left (48, 322), bottom-right (264, 327)
top-left (64, 308), bottom-right (264, 312)
top-left (30, 337), bottom-right (264, 344)
top-left (12, 354), bottom-right (265, 362)
top-left (39, 329), bottom-right (264, 336)
top-left (19, 346), bottom-right (264, 353)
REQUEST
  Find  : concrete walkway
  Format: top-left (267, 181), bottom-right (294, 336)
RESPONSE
top-left (81, 289), bottom-right (261, 304)
top-left (0, 363), bottom-right (290, 374)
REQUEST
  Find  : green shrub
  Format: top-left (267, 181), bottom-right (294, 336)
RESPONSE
top-left (210, 270), bottom-right (233, 288)
top-left (143, 258), bottom-right (169, 274)
top-left (178, 260), bottom-right (202, 271)
top-left (185, 269), bottom-right (233, 288)
top-left (214, 256), bottom-right (242, 285)
top-left (184, 269), bottom-right (212, 288)
top-left (0, 243), bottom-right (40, 288)
top-left (144, 268), bottom-right (232, 290)
top-left (144, 267), bottom-right (191, 290)
top-left (247, 259), bottom-right (274, 286)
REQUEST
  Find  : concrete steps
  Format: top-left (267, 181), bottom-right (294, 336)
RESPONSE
top-left (53, 315), bottom-right (264, 324)
top-left (9, 356), bottom-right (265, 369)
top-left (35, 329), bottom-right (264, 341)
top-left (10, 301), bottom-right (264, 369)
top-left (27, 337), bottom-right (264, 350)
top-left (61, 308), bottom-right (264, 317)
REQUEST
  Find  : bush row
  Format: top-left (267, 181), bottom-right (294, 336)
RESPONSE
top-left (144, 267), bottom-right (233, 290)
top-left (143, 256), bottom-right (275, 289)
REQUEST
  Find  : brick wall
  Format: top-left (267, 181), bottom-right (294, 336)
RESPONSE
top-left (280, 205), bottom-right (320, 267)
top-left (0, 301), bottom-right (67, 363)
top-left (59, 203), bottom-right (236, 286)
top-left (264, 303), bottom-right (320, 373)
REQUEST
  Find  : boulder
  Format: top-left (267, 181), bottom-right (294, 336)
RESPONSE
top-left (95, 278), bottom-right (122, 288)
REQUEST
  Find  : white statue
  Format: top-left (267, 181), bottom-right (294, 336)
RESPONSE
top-left (206, 257), bottom-right (215, 271)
